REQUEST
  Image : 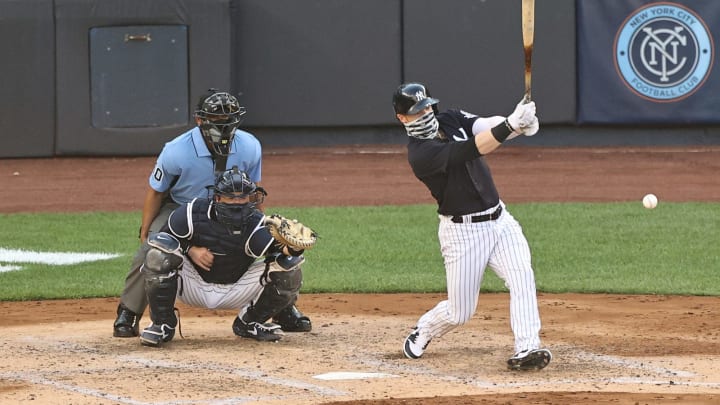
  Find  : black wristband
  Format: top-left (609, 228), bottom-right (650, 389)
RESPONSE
top-left (491, 119), bottom-right (514, 143)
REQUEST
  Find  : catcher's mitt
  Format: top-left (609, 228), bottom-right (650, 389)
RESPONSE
top-left (265, 214), bottom-right (317, 250)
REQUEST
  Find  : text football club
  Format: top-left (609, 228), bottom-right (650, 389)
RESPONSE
top-left (614, 2), bottom-right (713, 102)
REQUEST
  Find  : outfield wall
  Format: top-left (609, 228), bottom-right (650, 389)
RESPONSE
top-left (0, 0), bottom-right (718, 157)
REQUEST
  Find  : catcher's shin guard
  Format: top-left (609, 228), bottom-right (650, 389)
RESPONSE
top-left (245, 260), bottom-right (303, 324)
top-left (142, 233), bottom-right (183, 330)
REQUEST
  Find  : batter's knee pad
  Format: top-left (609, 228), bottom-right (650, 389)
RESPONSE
top-left (143, 232), bottom-right (183, 326)
top-left (245, 263), bottom-right (303, 324)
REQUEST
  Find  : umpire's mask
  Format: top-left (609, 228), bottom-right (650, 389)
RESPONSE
top-left (195, 90), bottom-right (246, 156)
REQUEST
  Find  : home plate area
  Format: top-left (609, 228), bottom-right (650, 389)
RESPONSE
top-left (0, 293), bottom-right (719, 405)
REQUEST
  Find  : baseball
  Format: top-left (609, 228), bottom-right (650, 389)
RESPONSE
top-left (642, 193), bottom-right (658, 209)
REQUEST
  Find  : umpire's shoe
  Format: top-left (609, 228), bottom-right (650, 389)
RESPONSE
top-left (113, 303), bottom-right (142, 338)
top-left (273, 305), bottom-right (312, 332)
top-left (140, 322), bottom-right (176, 347)
top-left (507, 348), bottom-right (552, 371)
top-left (233, 316), bottom-right (284, 342)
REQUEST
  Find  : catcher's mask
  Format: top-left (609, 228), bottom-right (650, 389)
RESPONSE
top-left (392, 82), bottom-right (439, 115)
top-left (195, 89), bottom-right (247, 156)
top-left (212, 166), bottom-right (266, 230)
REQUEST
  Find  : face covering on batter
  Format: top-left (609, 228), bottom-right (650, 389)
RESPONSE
top-left (403, 110), bottom-right (439, 140)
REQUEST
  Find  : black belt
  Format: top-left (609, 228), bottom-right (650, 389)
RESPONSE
top-left (451, 206), bottom-right (502, 224)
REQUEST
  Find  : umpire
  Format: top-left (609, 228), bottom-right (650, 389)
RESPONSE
top-left (113, 89), bottom-right (312, 337)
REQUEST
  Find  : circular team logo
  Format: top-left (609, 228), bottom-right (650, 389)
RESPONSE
top-left (614, 2), bottom-right (714, 102)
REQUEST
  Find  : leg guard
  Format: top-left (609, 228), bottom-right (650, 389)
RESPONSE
top-left (267, 255), bottom-right (311, 331)
top-left (143, 233), bottom-right (184, 328)
top-left (243, 256), bottom-right (303, 324)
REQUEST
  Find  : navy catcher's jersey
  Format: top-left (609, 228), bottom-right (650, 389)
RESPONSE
top-left (163, 199), bottom-right (275, 284)
top-left (407, 109), bottom-right (500, 216)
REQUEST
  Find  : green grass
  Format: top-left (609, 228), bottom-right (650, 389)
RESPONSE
top-left (0, 202), bottom-right (718, 301)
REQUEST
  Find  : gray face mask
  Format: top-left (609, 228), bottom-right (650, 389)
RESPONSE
top-left (403, 110), bottom-right (439, 140)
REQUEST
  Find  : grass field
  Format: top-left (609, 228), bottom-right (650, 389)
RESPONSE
top-left (0, 202), bottom-right (718, 301)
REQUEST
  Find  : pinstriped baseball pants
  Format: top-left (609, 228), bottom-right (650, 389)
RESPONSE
top-left (175, 260), bottom-right (268, 317)
top-left (415, 202), bottom-right (542, 353)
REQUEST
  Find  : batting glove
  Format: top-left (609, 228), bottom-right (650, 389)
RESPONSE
top-left (523, 116), bottom-right (540, 136)
top-left (507, 99), bottom-right (538, 136)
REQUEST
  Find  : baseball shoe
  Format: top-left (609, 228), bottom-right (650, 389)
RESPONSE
top-left (507, 348), bottom-right (552, 371)
top-left (232, 316), bottom-right (284, 342)
top-left (403, 327), bottom-right (431, 359)
top-left (140, 322), bottom-right (176, 347)
top-left (273, 305), bottom-right (312, 332)
top-left (113, 303), bottom-right (142, 338)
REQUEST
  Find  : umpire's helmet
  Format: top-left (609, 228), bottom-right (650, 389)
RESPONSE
top-left (392, 83), bottom-right (439, 115)
top-left (195, 89), bottom-right (247, 156)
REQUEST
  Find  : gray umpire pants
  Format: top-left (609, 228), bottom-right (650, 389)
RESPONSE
top-left (119, 202), bottom-right (179, 315)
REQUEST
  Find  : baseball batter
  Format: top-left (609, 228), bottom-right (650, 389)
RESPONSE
top-left (392, 82), bottom-right (551, 371)
top-left (113, 89), bottom-right (311, 338)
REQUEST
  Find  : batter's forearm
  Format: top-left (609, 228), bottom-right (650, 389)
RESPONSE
top-left (474, 131), bottom-right (503, 155)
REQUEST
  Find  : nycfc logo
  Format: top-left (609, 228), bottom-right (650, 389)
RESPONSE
top-left (614, 2), bottom-right (713, 102)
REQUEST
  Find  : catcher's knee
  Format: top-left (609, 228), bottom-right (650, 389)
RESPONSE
top-left (269, 254), bottom-right (304, 272)
top-left (266, 265), bottom-right (303, 297)
top-left (142, 233), bottom-right (182, 325)
top-left (143, 232), bottom-right (184, 279)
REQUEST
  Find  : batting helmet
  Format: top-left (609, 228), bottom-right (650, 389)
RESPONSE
top-left (392, 83), bottom-right (439, 115)
top-left (214, 167), bottom-right (257, 198)
top-left (195, 89), bottom-right (247, 156)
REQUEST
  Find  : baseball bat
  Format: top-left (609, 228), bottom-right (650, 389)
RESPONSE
top-left (522, 0), bottom-right (535, 102)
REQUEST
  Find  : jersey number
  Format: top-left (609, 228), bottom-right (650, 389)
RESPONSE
top-left (453, 128), bottom-right (469, 142)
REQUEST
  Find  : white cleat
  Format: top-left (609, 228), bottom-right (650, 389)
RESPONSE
top-left (403, 327), bottom-right (431, 359)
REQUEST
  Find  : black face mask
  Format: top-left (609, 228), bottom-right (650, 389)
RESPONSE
top-left (200, 119), bottom-right (239, 156)
top-left (213, 201), bottom-right (256, 234)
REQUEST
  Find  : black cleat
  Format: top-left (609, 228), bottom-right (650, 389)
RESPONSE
top-left (113, 304), bottom-right (142, 338)
top-left (233, 317), bottom-right (283, 342)
top-left (507, 348), bottom-right (552, 371)
top-left (273, 305), bottom-right (312, 332)
top-left (140, 323), bottom-right (176, 347)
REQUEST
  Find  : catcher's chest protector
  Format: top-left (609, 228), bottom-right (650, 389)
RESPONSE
top-left (186, 201), bottom-right (261, 283)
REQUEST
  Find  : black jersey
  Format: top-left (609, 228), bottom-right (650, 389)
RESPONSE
top-left (163, 198), bottom-right (275, 284)
top-left (407, 109), bottom-right (500, 216)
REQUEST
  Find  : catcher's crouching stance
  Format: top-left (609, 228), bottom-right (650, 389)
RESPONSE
top-left (139, 167), bottom-right (317, 347)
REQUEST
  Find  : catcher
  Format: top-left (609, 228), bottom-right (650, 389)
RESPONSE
top-left (139, 167), bottom-right (317, 346)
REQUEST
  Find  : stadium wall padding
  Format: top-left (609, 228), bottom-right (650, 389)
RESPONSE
top-left (53, 0), bottom-right (232, 156)
top-left (0, 0), bottom-right (717, 157)
top-left (0, 0), bottom-right (55, 158)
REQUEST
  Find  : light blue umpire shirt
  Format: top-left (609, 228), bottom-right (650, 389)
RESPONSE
top-left (149, 127), bottom-right (262, 204)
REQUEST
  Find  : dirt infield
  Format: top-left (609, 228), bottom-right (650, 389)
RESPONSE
top-left (1, 145), bottom-right (719, 404)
